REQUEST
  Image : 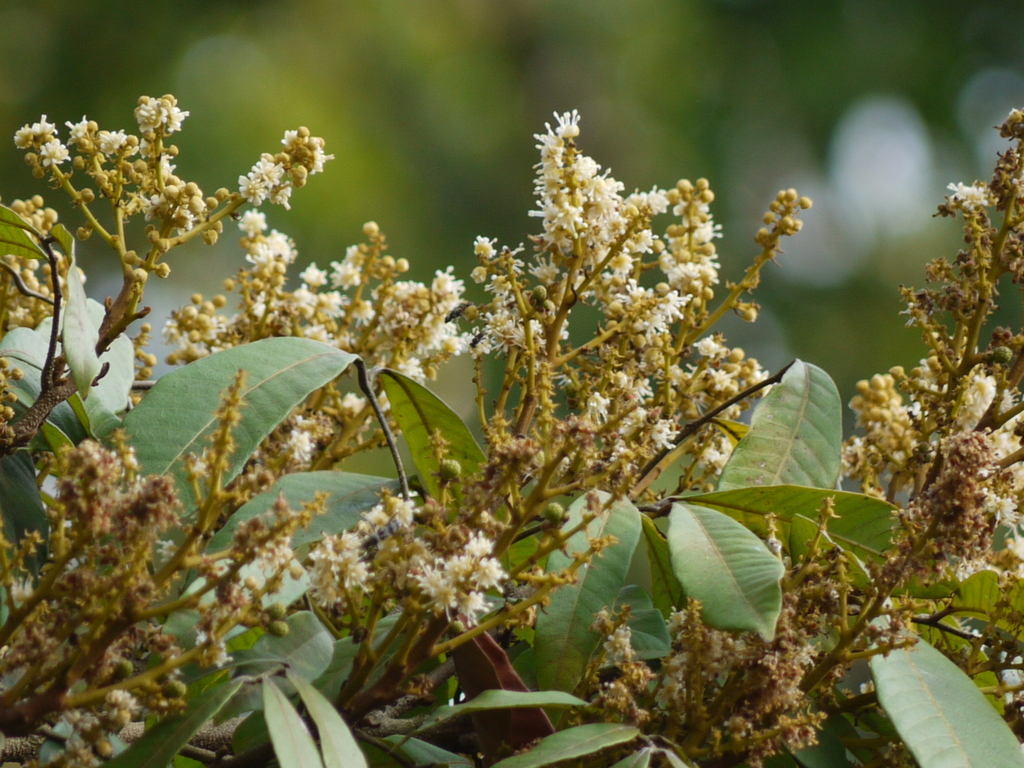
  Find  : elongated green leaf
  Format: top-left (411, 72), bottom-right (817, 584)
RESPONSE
top-left (668, 502), bottom-right (783, 640)
top-left (120, 337), bottom-right (356, 510)
top-left (56, 229), bottom-right (100, 400)
top-left (378, 369), bottom-right (485, 501)
top-left (289, 672), bottom-right (367, 768)
top-left (263, 678), bottom-right (325, 768)
top-left (415, 690), bottom-right (587, 733)
top-left (208, 471), bottom-right (398, 553)
top-left (610, 750), bottom-right (653, 768)
top-left (687, 485), bottom-right (894, 562)
top-left (0, 204), bottom-right (46, 262)
top-left (717, 360), bottom-right (842, 492)
top-left (373, 735), bottom-right (473, 768)
top-left (641, 515), bottom-right (684, 616)
top-left (491, 723), bottom-right (640, 768)
top-left (870, 636), bottom-right (1024, 768)
top-left (535, 492), bottom-right (642, 694)
top-left (105, 678), bottom-right (244, 768)
top-left (0, 452), bottom-right (47, 574)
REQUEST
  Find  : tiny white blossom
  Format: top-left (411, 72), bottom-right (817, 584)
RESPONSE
top-left (39, 138), bottom-right (69, 167)
top-left (300, 262), bottom-right (328, 288)
top-left (239, 210), bottom-right (267, 237)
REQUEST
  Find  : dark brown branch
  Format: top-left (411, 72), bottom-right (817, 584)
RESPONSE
top-left (0, 261), bottom-right (54, 304)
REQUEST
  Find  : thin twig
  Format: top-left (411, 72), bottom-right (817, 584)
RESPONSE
top-left (632, 360), bottom-right (794, 497)
top-left (355, 360), bottom-right (410, 501)
top-left (910, 614), bottom-right (978, 641)
top-left (0, 261), bottom-right (54, 304)
top-left (39, 237), bottom-right (63, 391)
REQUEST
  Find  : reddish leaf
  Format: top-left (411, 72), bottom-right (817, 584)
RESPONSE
top-left (452, 630), bottom-right (554, 765)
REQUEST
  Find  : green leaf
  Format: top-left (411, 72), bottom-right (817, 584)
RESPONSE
top-left (37, 297), bottom-right (134, 437)
top-left (717, 360), bottom-right (842, 492)
top-left (870, 636), bottom-right (1024, 768)
top-left (954, 570), bottom-right (1000, 618)
top-left (208, 471), bottom-right (398, 553)
top-left (232, 711), bottom-right (270, 755)
top-left (0, 452), bottom-right (47, 574)
top-left (373, 735), bottom-right (473, 768)
top-left (220, 612), bottom-right (334, 719)
top-left (56, 228), bottom-right (101, 400)
top-left (313, 637), bottom-right (361, 700)
top-left (48, 222), bottom-right (74, 262)
top-left (614, 584), bottom-right (672, 659)
top-left (415, 689), bottom-right (588, 733)
top-left (289, 672), bottom-right (367, 768)
top-left (687, 485), bottom-right (895, 562)
top-left (104, 678), bottom-right (244, 768)
top-left (0, 204), bottom-right (46, 262)
top-left (378, 369), bottom-right (485, 501)
top-left (609, 750), bottom-right (653, 768)
top-left (535, 493), bottom-right (643, 694)
top-left (490, 723), bottom-right (640, 768)
top-left (120, 337), bottom-right (356, 510)
top-left (234, 612), bottom-right (334, 680)
top-left (263, 678), bottom-right (325, 768)
top-left (667, 502), bottom-right (784, 640)
top-left (641, 514), bottom-right (684, 617)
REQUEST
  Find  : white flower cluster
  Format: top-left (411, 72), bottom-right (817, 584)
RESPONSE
top-left (238, 129), bottom-right (333, 210)
top-left (307, 493), bottom-right (505, 626)
top-left (414, 532), bottom-right (505, 625)
top-left (134, 94), bottom-right (189, 135)
top-left (946, 181), bottom-right (997, 213)
top-left (466, 113), bottom-right (763, 480)
top-left (13, 114), bottom-right (69, 167)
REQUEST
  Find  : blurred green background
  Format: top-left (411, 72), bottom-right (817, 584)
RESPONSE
top-left (1, 0), bottom-right (1022, 411)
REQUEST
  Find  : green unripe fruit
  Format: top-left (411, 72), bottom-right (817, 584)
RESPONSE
top-left (542, 502), bottom-right (567, 526)
top-left (989, 346), bottom-right (1014, 365)
top-left (114, 660), bottom-right (135, 680)
top-left (449, 619), bottom-right (467, 634)
top-left (532, 285), bottom-right (548, 302)
top-left (440, 458), bottom-right (462, 482)
top-left (267, 602), bottom-right (288, 620)
top-left (268, 620), bottom-right (290, 637)
top-left (162, 680), bottom-right (188, 699)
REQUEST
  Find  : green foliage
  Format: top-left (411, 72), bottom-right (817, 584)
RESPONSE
top-left (4, 96), bottom-right (1024, 768)
top-left (378, 368), bottom-right (486, 501)
top-left (716, 360), bottom-right (842, 492)
top-left (120, 337), bottom-right (356, 509)
top-left (667, 501), bottom-right (784, 640)
top-left (871, 637), bottom-right (1024, 767)
top-left (534, 493), bottom-right (642, 694)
